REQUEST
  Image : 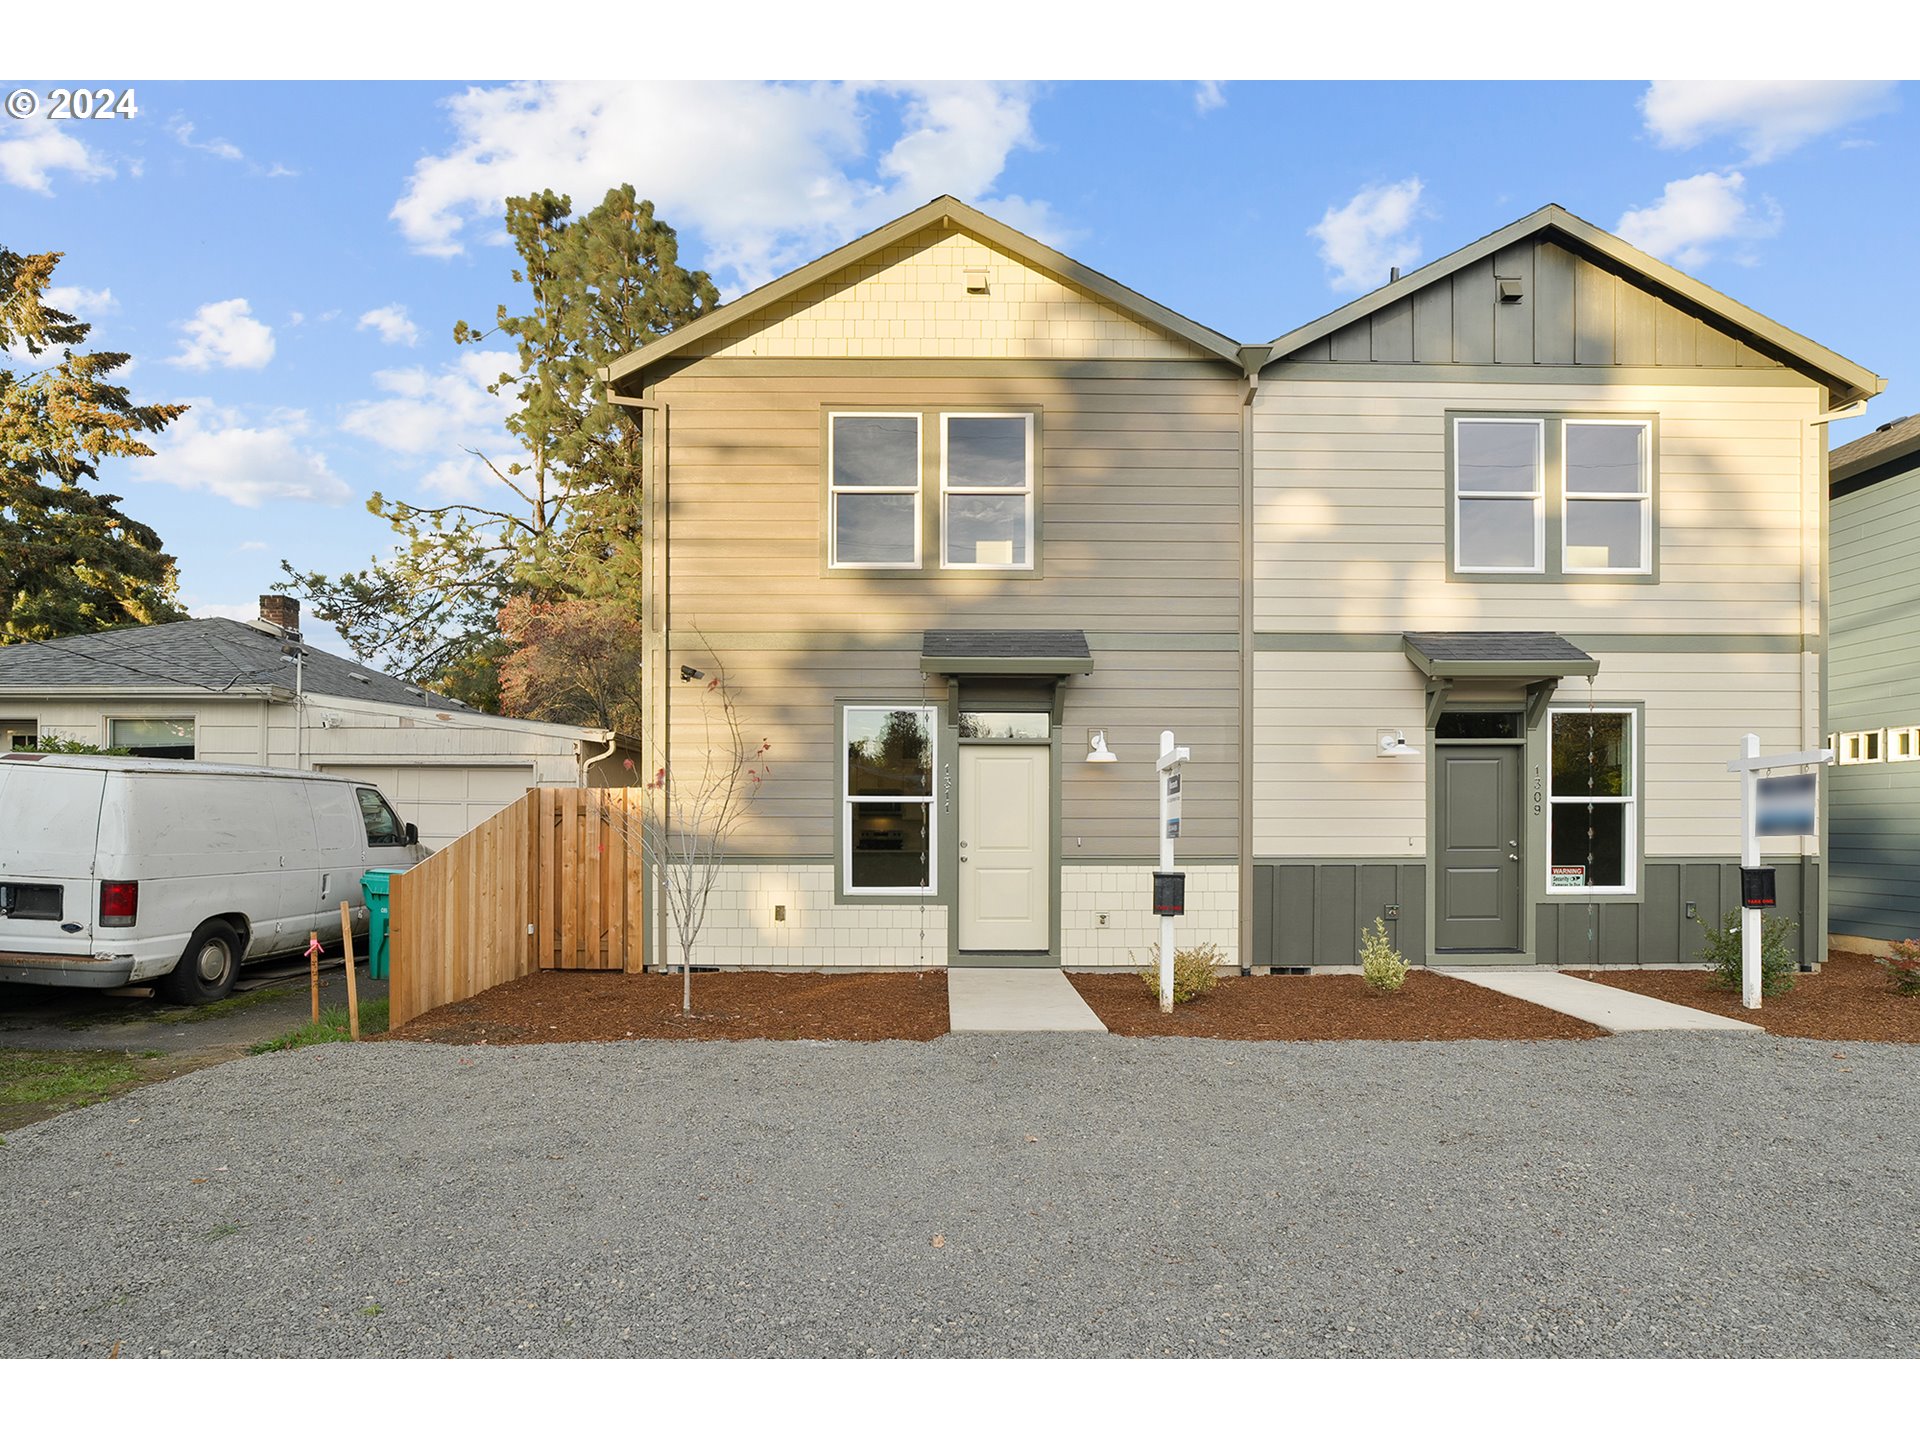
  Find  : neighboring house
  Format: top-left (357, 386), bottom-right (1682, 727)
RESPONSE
top-left (0, 597), bottom-right (640, 849)
top-left (605, 196), bottom-right (1882, 973)
top-left (1827, 414), bottom-right (1920, 954)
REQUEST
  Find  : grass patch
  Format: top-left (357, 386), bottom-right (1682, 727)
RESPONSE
top-left (160, 985), bottom-right (293, 1025)
top-left (0, 1050), bottom-right (140, 1109)
top-left (249, 997), bottom-right (389, 1054)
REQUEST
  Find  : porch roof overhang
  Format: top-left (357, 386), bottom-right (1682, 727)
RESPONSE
top-left (1402, 631), bottom-right (1599, 682)
top-left (919, 629), bottom-right (1095, 676)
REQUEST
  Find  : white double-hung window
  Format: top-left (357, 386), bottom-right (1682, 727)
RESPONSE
top-left (1563, 420), bottom-right (1652, 574)
top-left (1453, 417), bottom-right (1545, 573)
top-left (828, 413), bottom-right (921, 568)
top-left (942, 413), bottom-right (1034, 569)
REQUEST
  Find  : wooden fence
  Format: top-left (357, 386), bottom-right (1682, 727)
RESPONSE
top-left (388, 786), bottom-right (647, 1028)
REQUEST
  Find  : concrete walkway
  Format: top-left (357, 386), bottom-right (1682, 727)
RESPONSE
top-left (947, 969), bottom-right (1107, 1033)
top-left (1442, 969), bottom-right (1762, 1034)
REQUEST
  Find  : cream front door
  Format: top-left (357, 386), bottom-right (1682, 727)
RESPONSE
top-left (957, 744), bottom-right (1050, 952)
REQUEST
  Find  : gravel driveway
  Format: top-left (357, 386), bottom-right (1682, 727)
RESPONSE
top-left (1, 1032), bottom-right (1915, 1357)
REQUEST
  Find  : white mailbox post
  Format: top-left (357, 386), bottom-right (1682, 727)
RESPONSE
top-left (1156, 729), bottom-right (1190, 1014)
top-left (1726, 733), bottom-right (1833, 1009)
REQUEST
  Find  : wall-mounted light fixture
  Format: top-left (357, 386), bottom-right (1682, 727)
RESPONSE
top-left (679, 665), bottom-right (705, 682)
top-left (1377, 729), bottom-right (1419, 757)
top-left (1085, 729), bottom-right (1118, 764)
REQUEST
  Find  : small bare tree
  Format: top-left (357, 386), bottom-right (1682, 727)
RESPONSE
top-left (620, 652), bottom-right (769, 1013)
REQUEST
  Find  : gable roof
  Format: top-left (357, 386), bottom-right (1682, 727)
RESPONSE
top-left (603, 195), bottom-right (1243, 386)
top-left (0, 618), bottom-right (475, 712)
top-left (1264, 205), bottom-right (1883, 405)
top-left (1831, 412), bottom-right (1920, 493)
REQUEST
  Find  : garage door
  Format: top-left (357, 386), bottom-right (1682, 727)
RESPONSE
top-left (315, 764), bottom-right (536, 850)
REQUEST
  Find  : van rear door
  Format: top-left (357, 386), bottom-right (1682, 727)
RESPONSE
top-left (0, 760), bottom-right (106, 956)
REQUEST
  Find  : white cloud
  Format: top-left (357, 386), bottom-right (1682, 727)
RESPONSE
top-left (190, 602), bottom-right (263, 622)
top-left (141, 404), bottom-right (349, 507)
top-left (44, 285), bottom-right (118, 317)
top-left (1617, 170), bottom-right (1782, 268)
top-left (169, 118), bottom-right (245, 163)
top-left (390, 80), bottom-right (1055, 289)
top-left (235, 540), bottom-right (267, 552)
top-left (358, 304), bottom-right (421, 347)
top-left (1640, 81), bottom-right (1898, 164)
top-left (169, 298), bottom-right (276, 370)
top-left (0, 115), bottom-right (113, 193)
top-left (419, 455), bottom-right (491, 499)
top-left (340, 349), bottom-right (518, 459)
top-left (1309, 178), bottom-right (1426, 293)
top-left (1194, 81), bottom-right (1226, 115)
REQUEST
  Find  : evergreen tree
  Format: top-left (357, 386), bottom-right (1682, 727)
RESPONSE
top-left (1, 247), bottom-right (189, 643)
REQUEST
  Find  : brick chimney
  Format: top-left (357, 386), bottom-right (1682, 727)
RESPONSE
top-left (258, 594), bottom-right (301, 637)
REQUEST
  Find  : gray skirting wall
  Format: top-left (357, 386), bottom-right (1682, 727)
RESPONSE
top-left (1251, 859), bottom-right (1821, 969)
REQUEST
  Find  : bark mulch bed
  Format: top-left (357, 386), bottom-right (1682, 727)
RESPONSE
top-left (1069, 969), bottom-right (1605, 1041)
top-left (1570, 951), bottom-right (1920, 1043)
top-left (386, 969), bottom-right (949, 1044)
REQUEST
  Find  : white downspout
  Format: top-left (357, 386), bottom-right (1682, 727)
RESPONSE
top-left (579, 730), bottom-right (618, 787)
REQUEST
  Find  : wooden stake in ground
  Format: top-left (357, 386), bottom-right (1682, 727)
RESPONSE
top-left (339, 900), bottom-right (360, 1041)
top-left (306, 931), bottom-right (321, 1023)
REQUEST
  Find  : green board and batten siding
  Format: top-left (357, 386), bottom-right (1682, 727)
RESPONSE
top-left (1829, 461), bottom-right (1920, 942)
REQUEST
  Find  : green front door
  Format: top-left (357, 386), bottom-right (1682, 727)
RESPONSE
top-left (1435, 745), bottom-right (1522, 952)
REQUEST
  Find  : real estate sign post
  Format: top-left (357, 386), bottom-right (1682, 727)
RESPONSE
top-left (1156, 730), bottom-right (1190, 1014)
top-left (1728, 734), bottom-right (1832, 1009)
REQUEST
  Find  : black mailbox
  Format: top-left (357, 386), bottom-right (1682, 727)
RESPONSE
top-left (1740, 866), bottom-right (1776, 909)
top-left (1152, 871), bottom-right (1185, 916)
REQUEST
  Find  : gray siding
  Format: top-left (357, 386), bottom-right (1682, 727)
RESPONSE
top-left (1253, 859), bottom-right (1821, 968)
top-left (1829, 463), bottom-right (1920, 940)
top-left (1285, 238), bottom-right (1788, 371)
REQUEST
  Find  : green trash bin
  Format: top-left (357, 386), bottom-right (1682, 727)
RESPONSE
top-left (359, 869), bottom-right (407, 980)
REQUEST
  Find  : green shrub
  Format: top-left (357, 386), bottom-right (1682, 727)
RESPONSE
top-left (1358, 918), bottom-right (1409, 993)
top-left (1875, 939), bottom-right (1920, 997)
top-left (1696, 909), bottom-right (1798, 996)
top-left (1135, 942), bottom-right (1224, 1005)
top-left (18, 736), bottom-right (129, 755)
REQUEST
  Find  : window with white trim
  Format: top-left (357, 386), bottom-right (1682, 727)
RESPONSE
top-left (1888, 726), bottom-right (1920, 762)
top-left (828, 413), bottom-right (921, 568)
top-left (1548, 708), bottom-right (1636, 894)
top-left (842, 705), bottom-right (936, 894)
top-left (1838, 730), bottom-right (1884, 765)
top-left (942, 413), bottom-right (1033, 569)
top-left (1453, 417), bottom-right (1545, 573)
top-left (109, 717), bottom-right (195, 759)
top-left (1563, 420), bottom-right (1652, 574)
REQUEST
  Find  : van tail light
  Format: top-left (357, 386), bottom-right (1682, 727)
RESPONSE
top-left (99, 880), bottom-right (139, 927)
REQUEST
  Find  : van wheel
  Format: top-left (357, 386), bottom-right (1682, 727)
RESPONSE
top-left (159, 921), bottom-right (242, 1005)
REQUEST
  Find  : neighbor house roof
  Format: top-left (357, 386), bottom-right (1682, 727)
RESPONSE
top-left (1402, 632), bottom-right (1599, 680)
top-left (0, 618), bottom-right (474, 712)
top-left (920, 628), bottom-right (1095, 676)
top-left (1831, 413), bottom-right (1920, 495)
top-left (602, 195), bottom-right (1244, 387)
top-left (1263, 204), bottom-right (1884, 406)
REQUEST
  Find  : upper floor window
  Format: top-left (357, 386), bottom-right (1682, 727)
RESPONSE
top-left (828, 413), bottom-right (921, 568)
top-left (942, 413), bottom-right (1034, 570)
top-left (1451, 414), bottom-right (1654, 580)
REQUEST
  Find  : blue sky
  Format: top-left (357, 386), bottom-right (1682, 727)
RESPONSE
top-left (2, 78), bottom-right (1912, 654)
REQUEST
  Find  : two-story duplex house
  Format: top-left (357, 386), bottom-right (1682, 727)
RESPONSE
top-left (606, 197), bottom-right (1881, 974)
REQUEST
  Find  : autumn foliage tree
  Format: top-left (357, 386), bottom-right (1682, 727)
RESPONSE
top-left (1, 247), bottom-right (188, 643)
top-left (495, 595), bottom-right (646, 735)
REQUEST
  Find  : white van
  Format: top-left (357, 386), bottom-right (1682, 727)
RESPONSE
top-left (0, 754), bottom-right (427, 1004)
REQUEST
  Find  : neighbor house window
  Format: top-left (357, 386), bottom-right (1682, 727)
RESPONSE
top-left (1, 720), bottom-right (37, 751)
top-left (828, 413), bottom-right (921, 568)
top-left (108, 717), bottom-right (194, 759)
top-left (942, 413), bottom-right (1033, 569)
top-left (842, 705), bottom-right (935, 895)
top-left (1838, 730), bottom-right (1884, 765)
top-left (1563, 421), bottom-right (1652, 574)
top-left (1453, 418), bottom-right (1545, 573)
top-left (1888, 726), bottom-right (1920, 762)
top-left (1548, 708), bottom-right (1637, 894)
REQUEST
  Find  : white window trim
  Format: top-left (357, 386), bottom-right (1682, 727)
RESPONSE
top-left (1888, 725), bottom-right (1920, 762)
top-left (1838, 730), bottom-right (1885, 765)
top-left (841, 704), bottom-right (937, 897)
top-left (106, 714), bottom-right (197, 758)
top-left (940, 412), bottom-right (1035, 572)
top-left (1561, 418), bottom-right (1653, 576)
top-left (1453, 416), bottom-right (1545, 574)
top-left (1546, 706), bottom-right (1638, 898)
top-left (827, 412), bottom-right (922, 570)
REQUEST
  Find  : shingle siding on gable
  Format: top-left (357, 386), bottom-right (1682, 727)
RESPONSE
top-left (692, 229), bottom-right (1214, 362)
top-left (1288, 238), bottom-right (1788, 371)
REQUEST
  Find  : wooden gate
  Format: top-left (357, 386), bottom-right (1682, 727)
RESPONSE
top-left (388, 786), bottom-right (646, 1028)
